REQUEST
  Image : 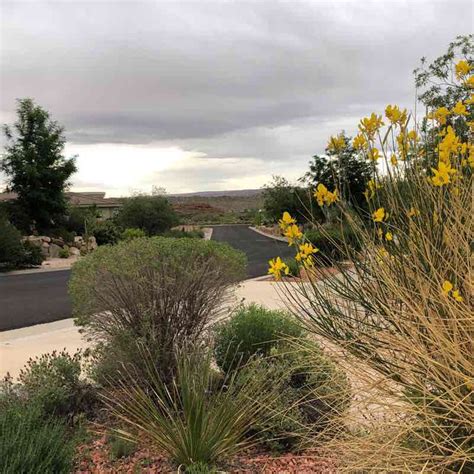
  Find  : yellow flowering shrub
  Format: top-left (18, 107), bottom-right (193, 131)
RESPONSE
top-left (268, 48), bottom-right (473, 471)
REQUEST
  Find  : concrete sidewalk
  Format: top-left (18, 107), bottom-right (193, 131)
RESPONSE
top-left (0, 279), bottom-right (295, 378)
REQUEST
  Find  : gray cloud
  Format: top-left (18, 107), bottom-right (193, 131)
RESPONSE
top-left (1, 0), bottom-right (472, 192)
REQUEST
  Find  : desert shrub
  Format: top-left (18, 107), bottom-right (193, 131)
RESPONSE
top-left (70, 237), bottom-right (246, 383)
top-left (18, 350), bottom-right (96, 422)
top-left (121, 227), bottom-right (146, 241)
top-left (59, 247), bottom-right (70, 258)
top-left (238, 341), bottom-right (350, 452)
top-left (185, 462), bottom-right (217, 473)
top-left (115, 195), bottom-right (178, 235)
top-left (304, 224), bottom-right (361, 264)
top-left (271, 48), bottom-right (473, 470)
top-left (52, 227), bottom-right (76, 244)
top-left (0, 218), bottom-right (44, 269)
top-left (104, 345), bottom-right (273, 469)
top-left (89, 219), bottom-right (122, 245)
top-left (213, 304), bottom-right (303, 374)
top-left (0, 400), bottom-right (74, 474)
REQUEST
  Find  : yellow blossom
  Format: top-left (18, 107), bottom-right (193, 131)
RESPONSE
top-left (327, 134), bottom-right (346, 153)
top-left (465, 76), bottom-right (474, 88)
top-left (372, 207), bottom-right (387, 223)
top-left (431, 161), bottom-right (456, 187)
top-left (296, 242), bottom-right (319, 266)
top-left (268, 257), bottom-right (289, 280)
top-left (314, 183), bottom-right (338, 207)
top-left (368, 148), bottom-right (381, 162)
top-left (390, 154), bottom-right (398, 166)
top-left (452, 101), bottom-right (467, 116)
top-left (284, 224), bottom-right (303, 246)
top-left (363, 179), bottom-right (380, 201)
top-left (452, 290), bottom-right (464, 302)
top-left (455, 59), bottom-right (471, 79)
top-left (442, 280), bottom-right (453, 295)
top-left (429, 107), bottom-right (450, 125)
top-left (278, 211), bottom-right (296, 230)
top-left (466, 94), bottom-right (474, 105)
top-left (359, 113), bottom-right (384, 140)
top-left (385, 232), bottom-right (393, 241)
top-left (407, 207), bottom-right (420, 217)
top-left (353, 133), bottom-right (368, 151)
top-left (385, 104), bottom-right (407, 125)
top-left (438, 126), bottom-right (461, 164)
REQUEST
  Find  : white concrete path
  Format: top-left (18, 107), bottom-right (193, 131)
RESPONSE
top-left (0, 279), bottom-right (294, 378)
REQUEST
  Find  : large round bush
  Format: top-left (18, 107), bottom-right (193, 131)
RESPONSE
top-left (69, 237), bottom-right (246, 383)
top-left (213, 304), bottom-right (303, 373)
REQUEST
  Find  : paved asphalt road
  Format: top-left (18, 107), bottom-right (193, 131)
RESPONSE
top-left (0, 225), bottom-right (293, 331)
top-left (211, 225), bottom-right (294, 278)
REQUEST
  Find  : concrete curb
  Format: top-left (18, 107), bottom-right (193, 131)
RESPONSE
top-left (0, 266), bottom-right (73, 277)
top-left (248, 226), bottom-right (288, 243)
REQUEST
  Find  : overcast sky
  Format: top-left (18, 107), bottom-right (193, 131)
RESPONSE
top-left (0, 0), bottom-right (472, 196)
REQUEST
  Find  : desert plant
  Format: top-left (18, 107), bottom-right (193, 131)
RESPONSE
top-left (89, 219), bottom-right (122, 245)
top-left (121, 227), bottom-right (146, 241)
top-left (0, 400), bottom-right (74, 474)
top-left (108, 432), bottom-right (137, 459)
top-left (59, 247), bottom-right (70, 258)
top-left (213, 304), bottom-right (303, 374)
top-left (238, 340), bottom-right (350, 452)
top-left (70, 237), bottom-right (246, 383)
top-left (104, 345), bottom-right (273, 469)
top-left (162, 228), bottom-right (204, 239)
top-left (115, 195), bottom-right (178, 235)
top-left (18, 350), bottom-right (96, 422)
top-left (269, 56), bottom-right (473, 469)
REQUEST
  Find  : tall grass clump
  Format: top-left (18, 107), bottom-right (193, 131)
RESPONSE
top-left (0, 400), bottom-right (74, 473)
top-left (268, 45), bottom-right (473, 470)
top-left (104, 345), bottom-right (272, 470)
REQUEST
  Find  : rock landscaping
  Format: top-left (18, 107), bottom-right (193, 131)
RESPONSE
top-left (22, 235), bottom-right (97, 259)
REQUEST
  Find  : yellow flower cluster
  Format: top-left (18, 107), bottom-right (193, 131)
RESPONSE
top-left (268, 256), bottom-right (289, 280)
top-left (359, 113), bottom-right (384, 141)
top-left (314, 183), bottom-right (338, 207)
top-left (431, 161), bottom-right (456, 187)
top-left (441, 280), bottom-right (463, 302)
top-left (295, 242), bottom-right (318, 267)
top-left (327, 134), bottom-right (346, 153)
top-left (372, 207), bottom-right (387, 222)
top-left (363, 179), bottom-right (381, 201)
top-left (385, 104), bottom-right (407, 126)
top-left (455, 59), bottom-right (471, 79)
top-left (278, 211), bottom-right (296, 230)
top-left (353, 133), bottom-right (368, 151)
top-left (284, 224), bottom-right (303, 246)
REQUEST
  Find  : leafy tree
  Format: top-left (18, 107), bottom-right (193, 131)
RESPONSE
top-left (262, 176), bottom-right (316, 223)
top-left (115, 195), bottom-right (178, 235)
top-left (1, 99), bottom-right (77, 233)
top-left (303, 132), bottom-right (372, 211)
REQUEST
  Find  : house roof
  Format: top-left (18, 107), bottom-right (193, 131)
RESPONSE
top-left (0, 191), bottom-right (122, 208)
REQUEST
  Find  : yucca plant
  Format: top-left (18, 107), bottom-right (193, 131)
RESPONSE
top-left (268, 44), bottom-right (473, 470)
top-left (103, 344), bottom-right (274, 469)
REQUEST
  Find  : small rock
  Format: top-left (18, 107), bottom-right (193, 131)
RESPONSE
top-left (41, 236), bottom-right (52, 243)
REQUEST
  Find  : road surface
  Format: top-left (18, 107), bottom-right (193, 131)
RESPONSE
top-left (0, 225), bottom-right (293, 331)
top-left (211, 225), bottom-right (294, 278)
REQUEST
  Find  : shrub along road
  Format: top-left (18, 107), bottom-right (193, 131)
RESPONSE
top-left (0, 225), bottom-right (294, 331)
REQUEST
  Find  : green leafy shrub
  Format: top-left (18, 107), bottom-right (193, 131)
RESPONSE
top-left (115, 195), bottom-right (178, 235)
top-left (0, 400), bottom-right (74, 474)
top-left (284, 257), bottom-right (300, 277)
top-left (304, 224), bottom-right (361, 264)
top-left (18, 350), bottom-right (96, 422)
top-left (214, 304), bottom-right (303, 373)
top-left (239, 341), bottom-right (350, 452)
top-left (59, 247), bottom-right (70, 258)
top-left (65, 206), bottom-right (99, 235)
top-left (0, 219), bottom-right (44, 269)
top-left (70, 237), bottom-right (246, 384)
top-left (90, 219), bottom-right (122, 245)
top-left (121, 227), bottom-right (146, 241)
top-left (105, 345), bottom-right (273, 468)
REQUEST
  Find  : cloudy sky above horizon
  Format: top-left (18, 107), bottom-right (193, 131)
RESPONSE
top-left (1, 0), bottom-right (472, 196)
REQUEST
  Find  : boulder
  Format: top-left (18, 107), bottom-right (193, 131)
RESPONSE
top-left (74, 236), bottom-right (84, 243)
top-left (49, 243), bottom-right (62, 258)
top-left (27, 237), bottom-right (44, 247)
top-left (51, 238), bottom-right (65, 247)
top-left (40, 241), bottom-right (50, 257)
top-left (40, 236), bottom-right (51, 243)
top-left (69, 247), bottom-right (81, 256)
